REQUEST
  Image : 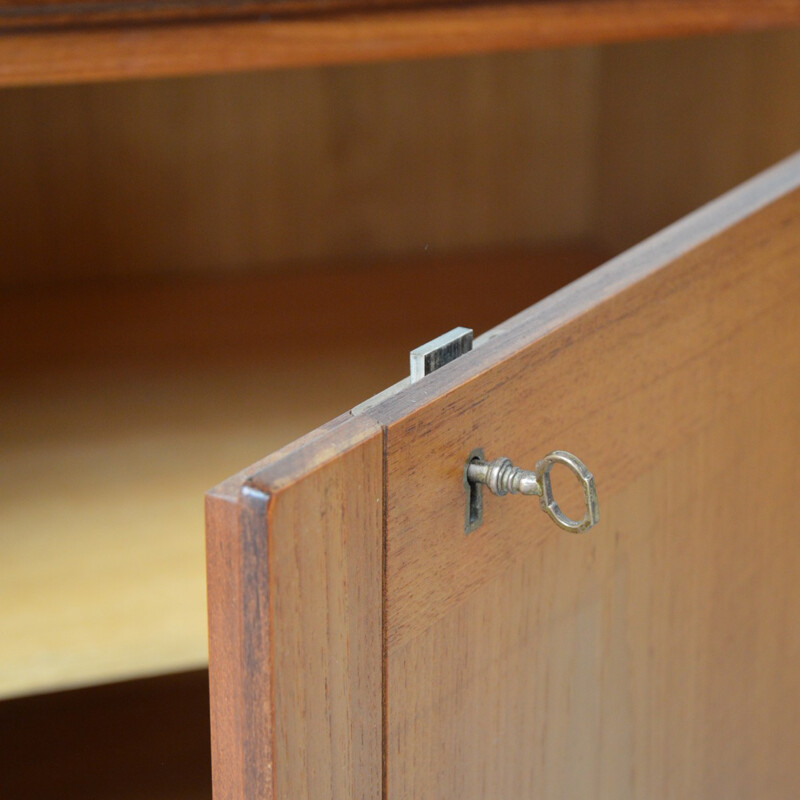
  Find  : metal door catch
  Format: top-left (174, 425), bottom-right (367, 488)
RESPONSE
top-left (410, 327), bottom-right (473, 382)
top-left (464, 449), bottom-right (599, 534)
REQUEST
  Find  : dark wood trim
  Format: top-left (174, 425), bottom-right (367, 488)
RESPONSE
top-left (0, 671), bottom-right (212, 799)
top-left (0, 0), bottom-right (451, 31)
top-left (2, 1), bottom-right (800, 86)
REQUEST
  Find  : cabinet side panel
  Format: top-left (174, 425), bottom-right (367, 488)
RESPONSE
top-left (207, 415), bottom-right (383, 800)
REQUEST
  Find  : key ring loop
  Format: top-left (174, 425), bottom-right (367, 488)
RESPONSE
top-left (535, 450), bottom-right (599, 533)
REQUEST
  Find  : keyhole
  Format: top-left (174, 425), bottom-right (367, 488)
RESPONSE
top-left (464, 448), bottom-right (485, 534)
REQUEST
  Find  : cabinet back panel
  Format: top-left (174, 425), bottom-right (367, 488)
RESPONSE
top-left (0, 49), bottom-right (598, 284)
top-left (597, 30), bottom-right (800, 250)
top-left (3, 31), bottom-right (800, 287)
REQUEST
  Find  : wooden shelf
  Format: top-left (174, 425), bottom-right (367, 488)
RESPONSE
top-left (2, 1), bottom-right (800, 87)
top-left (0, 355), bottom-right (401, 699)
top-left (0, 245), bottom-right (604, 699)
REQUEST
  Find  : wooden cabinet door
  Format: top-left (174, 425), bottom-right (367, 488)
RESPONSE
top-left (206, 151), bottom-right (800, 800)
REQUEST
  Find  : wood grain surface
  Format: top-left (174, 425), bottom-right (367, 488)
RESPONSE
top-left (596, 30), bottom-right (800, 251)
top-left (4, 33), bottom-right (800, 287)
top-left (0, 0), bottom-right (445, 31)
top-left (2, 1), bottom-right (800, 86)
top-left (361, 153), bottom-right (800, 796)
top-left (0, 51), bottom-right (598, 285)
top-left (206, 415), bottom-right (383, 800)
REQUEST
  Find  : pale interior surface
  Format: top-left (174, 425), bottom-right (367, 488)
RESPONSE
top-left (0, 349), bottom-right (399, 699)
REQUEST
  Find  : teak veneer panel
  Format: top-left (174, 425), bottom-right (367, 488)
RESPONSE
top-left (385, 380), bottom-right (800, 798)
top-left (377, 180), bottom-right (800, 652)
top-left (206, 415), bottom-right (383, 800)
top-left (5, 34), bottom-right (800, 286)
top-left (3, 1), bottom-right (800, 86)
top-left (597, 30), bottom-right (800, 252)
top-left (0, 54), bottom-right (598, 285)
top-left (362, 153), bottom-right (800, 796)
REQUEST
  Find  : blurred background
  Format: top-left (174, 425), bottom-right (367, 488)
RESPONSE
top-left (1, 27), bottom-right (799, 798)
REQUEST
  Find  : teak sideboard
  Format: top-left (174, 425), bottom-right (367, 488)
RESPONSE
top-left (1, 2), bottom-right (800, 799)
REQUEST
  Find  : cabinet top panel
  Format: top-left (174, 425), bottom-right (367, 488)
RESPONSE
top-left (2, 0), bottom-right (800, 86)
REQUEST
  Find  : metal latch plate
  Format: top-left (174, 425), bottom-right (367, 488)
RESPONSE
top-left (410, 327), bottom-right (473, 382)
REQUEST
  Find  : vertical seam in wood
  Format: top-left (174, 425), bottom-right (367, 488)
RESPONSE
top-left (264, 490), bottom-right (277, 800)
top-left (381, 423), bottom-right (389, 800)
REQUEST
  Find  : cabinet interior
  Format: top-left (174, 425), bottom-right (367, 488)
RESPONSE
top-left (0, 670), bottom-right (211, 799)
top-left (2, 27), bottom-right (799, 796)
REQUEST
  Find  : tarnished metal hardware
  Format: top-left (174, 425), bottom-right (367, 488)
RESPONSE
top-left (464, 449), bottom-right (599, 534)
top-left (410, 327), bottom-right (473, 382)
